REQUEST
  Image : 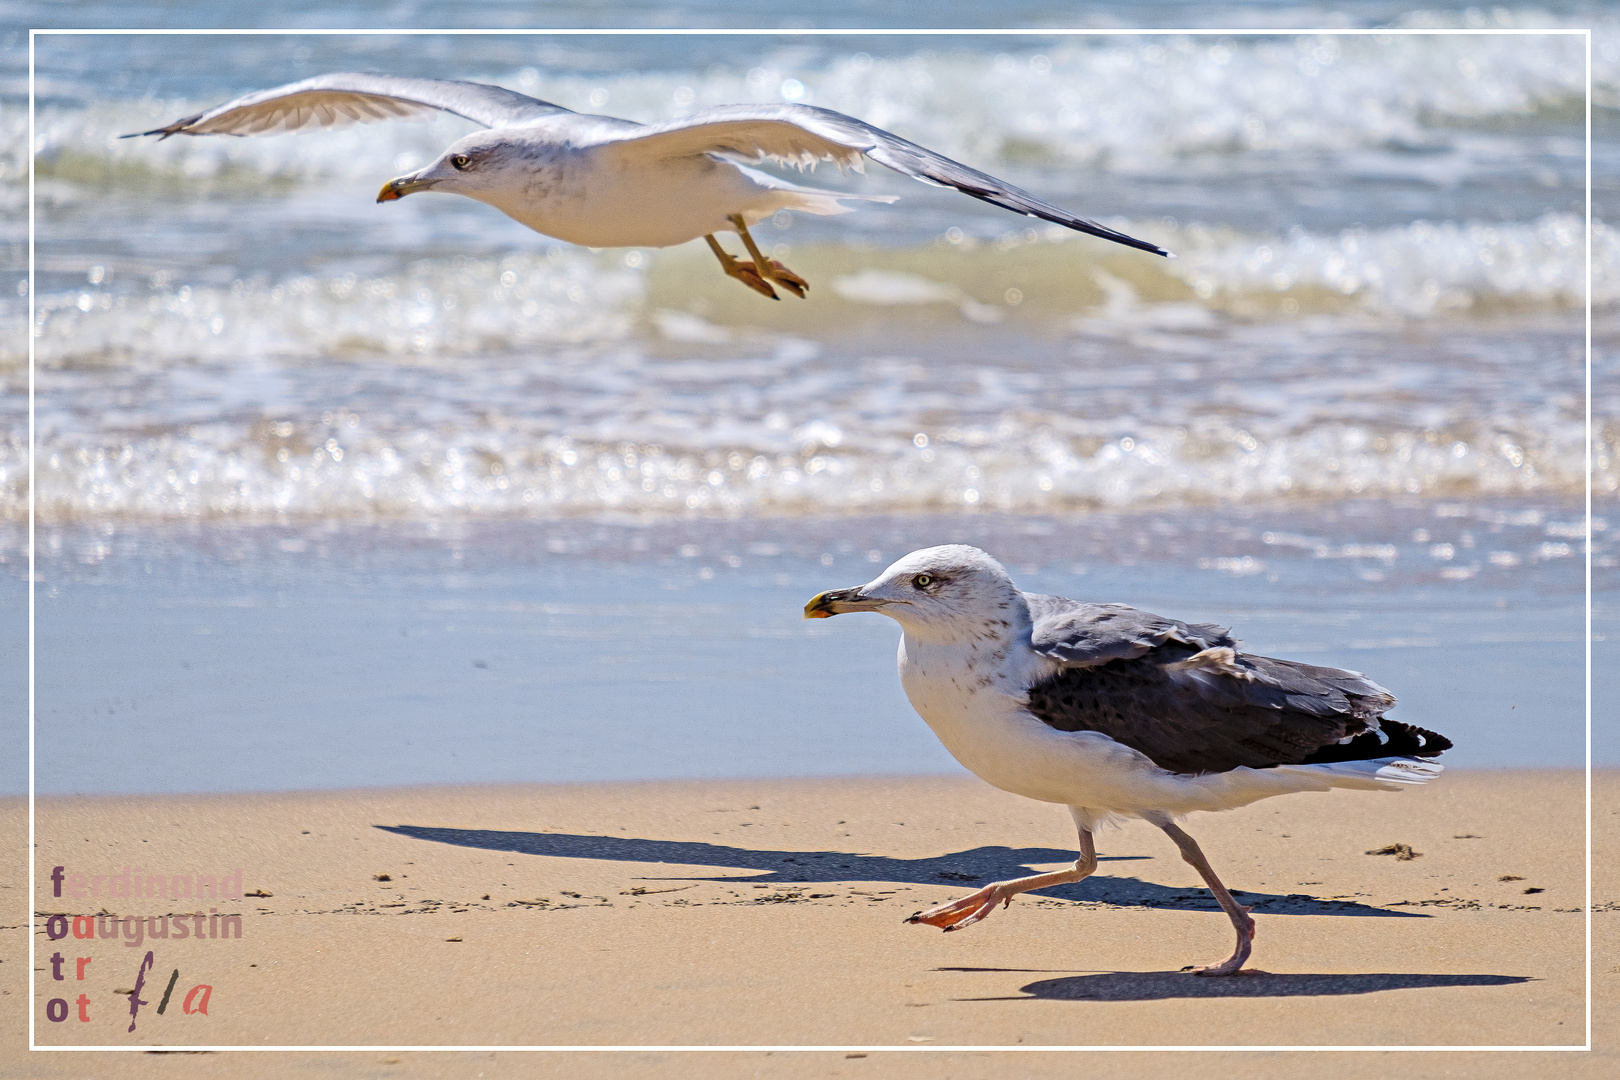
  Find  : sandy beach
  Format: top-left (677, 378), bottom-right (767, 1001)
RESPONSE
top-left (8, 768), bottom-right (1614, 1077)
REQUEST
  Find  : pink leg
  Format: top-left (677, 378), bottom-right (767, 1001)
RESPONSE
top-left (1159, 822), bottom-right (1255, 976)
top-left (907, 828), bottom-right (1097, 932)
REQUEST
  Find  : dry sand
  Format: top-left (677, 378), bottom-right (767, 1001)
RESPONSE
top-left (6, 769), bottom-right (1615, 1078)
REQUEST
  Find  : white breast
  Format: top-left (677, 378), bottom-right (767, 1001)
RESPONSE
top-left (490, 150), bottom-right (768, 248)
top-left (894, 631), bottom-right (1259, 816)
top-left (898, 634), bottom-right (1131, 803)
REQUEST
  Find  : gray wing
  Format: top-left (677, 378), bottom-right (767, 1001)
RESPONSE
top-left (588, 104), bottom-right (1170, 257)
top-left (123, 73), bottom-right (571, 139)
top-left (1022, 598), bottom-right (1447, 775)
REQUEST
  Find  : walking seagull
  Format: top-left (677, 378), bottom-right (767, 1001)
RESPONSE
top-left (804, 545), bottom-right (1450, 975)
top-left (125, 73), bottom-right (1169, 299)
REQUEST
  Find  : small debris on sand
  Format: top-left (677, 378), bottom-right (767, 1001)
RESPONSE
top-left (1365, 843), bottom-right (1421, 860)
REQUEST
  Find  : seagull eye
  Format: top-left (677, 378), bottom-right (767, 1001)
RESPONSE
top-left (450, 154), bottom-right (471, 171)
top-left (912, 574), bottom-right (934, 589)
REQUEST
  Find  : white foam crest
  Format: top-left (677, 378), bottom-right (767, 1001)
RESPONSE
top-left (16, 406), bottom-right (1602, 523)
top-left (20, 27), bottom-right (1603, 189)
top-left (1168, 213), bottom-right (1607, 313)
top-left (13, 211), bottom-right (1598, 380)
top-left (646, 35), bottom-right (1588, 168)
top-left (550, 34), bottom-right (1597, 169)
top-left (25, 250), bottom-right (641, 367)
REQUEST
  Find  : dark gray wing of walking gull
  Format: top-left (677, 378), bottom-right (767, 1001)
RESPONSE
top-left (1023, 596), bottom-right (1450, 776)
top-left (123, 74), bottom-right (1169, 299)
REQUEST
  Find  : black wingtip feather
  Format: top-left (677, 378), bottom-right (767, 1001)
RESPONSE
top-left (1065, 221), bottom-right (1172, 258)
top-left (1301, 720), bottom-right (1452, 765)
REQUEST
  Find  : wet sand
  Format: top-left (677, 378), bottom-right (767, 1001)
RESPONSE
top-left (8, 769), bottom-right (1615, 1077)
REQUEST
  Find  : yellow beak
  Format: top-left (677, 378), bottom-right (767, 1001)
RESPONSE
top-left (803, 588), bottom-right (887, 619)
top-left (376, 175), bottom-right (435, 203)
top-left (803, 590), bottom-right (839, 619)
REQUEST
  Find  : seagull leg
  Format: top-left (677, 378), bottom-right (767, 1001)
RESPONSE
top-left (727, 214), bottom-right (809, 298)
top-left (1158, 822), bottom-right (1256, 976)
top-left (704, 234), bottom-right (778, 299)
top-left (906, 828), bottom-right (1097, 932)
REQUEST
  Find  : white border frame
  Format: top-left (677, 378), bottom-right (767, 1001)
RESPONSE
top-left (25, 23), bottom-right (1594, 1055)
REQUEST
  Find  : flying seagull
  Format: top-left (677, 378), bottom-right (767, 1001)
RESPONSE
top-left (125, 73), bottom-right (1169, 300)
top-left (804, 545), bottom-right (1450, 975)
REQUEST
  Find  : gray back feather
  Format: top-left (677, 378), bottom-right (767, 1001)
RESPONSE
top-left (1026, 593), bottom-right (1232, 665)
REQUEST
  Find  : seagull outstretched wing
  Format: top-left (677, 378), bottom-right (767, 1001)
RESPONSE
top-left (592, 104), bottom-right (1171, 256)
top-left (123, 73), bottom-right (571, 139)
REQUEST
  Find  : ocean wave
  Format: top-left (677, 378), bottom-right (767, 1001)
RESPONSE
top-left (22, 248), bottom-right (642, 366)
top-left (1163, 213), bottom-right (1605, 315)
top-left (9, 19), bottom-right (1608, 526)
top-left (14, 409), bottom-right (1605, 523)
top-left (16, 28), bottom-right (1601, 190)
top-left (13, 211), bottom-right (1605, 376)
top-left (11, 290), bottom-right (1606, 523)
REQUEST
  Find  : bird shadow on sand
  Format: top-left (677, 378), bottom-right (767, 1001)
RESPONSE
top-left (379, 825), bottom-right (1421, 918)
top-left (950, 969), bottom-right (1532, 1002)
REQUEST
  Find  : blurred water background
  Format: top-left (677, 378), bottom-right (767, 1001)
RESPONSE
top-left (3, 2), bottom-right (1614, 793)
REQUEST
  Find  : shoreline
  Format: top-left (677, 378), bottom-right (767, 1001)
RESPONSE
top-left (19, 501), bottom-right (1601, 803)
top-left (9, 769), bottom-right (1612, 1065)
top-left (9, 761), bottom-right (1606, 802)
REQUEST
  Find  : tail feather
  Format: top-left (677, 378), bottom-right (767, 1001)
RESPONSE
top-left (1274, 756), bottom-right (1444, 791)
top-left (732, 164), bottom-right (899, 220)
